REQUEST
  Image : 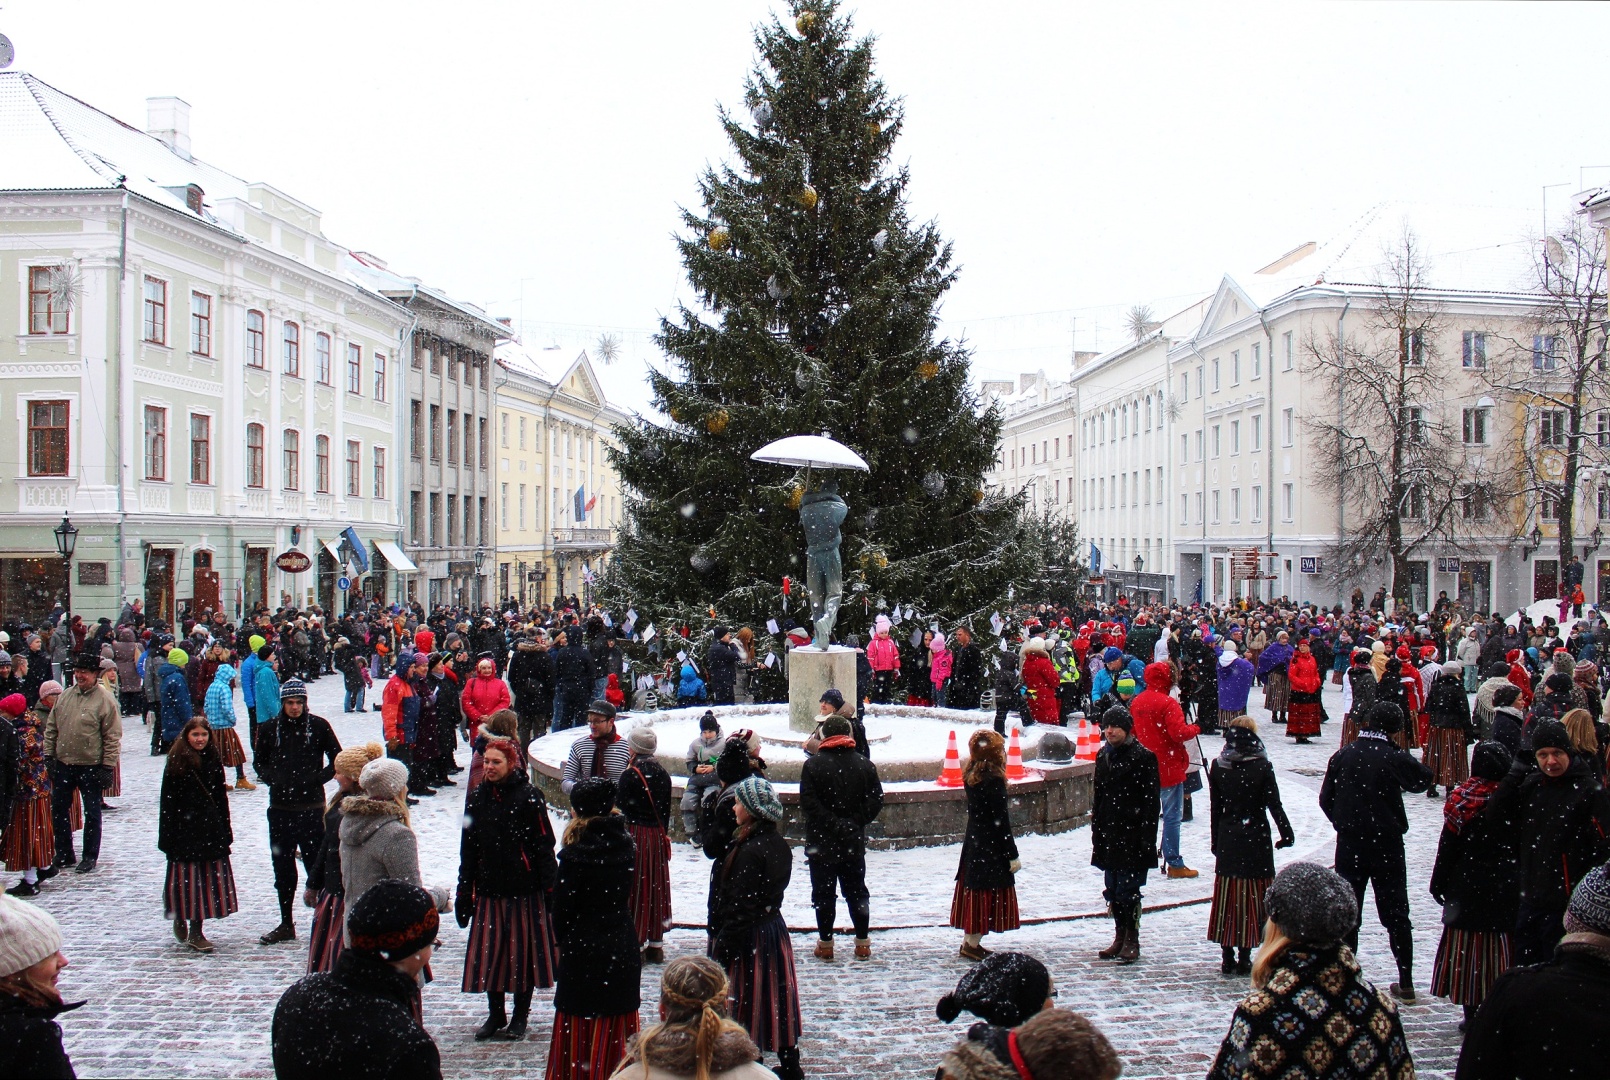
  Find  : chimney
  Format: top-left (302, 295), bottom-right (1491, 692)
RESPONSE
top-left (146, 96), bottom-right (192, 160)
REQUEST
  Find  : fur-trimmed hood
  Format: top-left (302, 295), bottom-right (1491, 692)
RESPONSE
top-left (339, 795), bottom-right (406, 847)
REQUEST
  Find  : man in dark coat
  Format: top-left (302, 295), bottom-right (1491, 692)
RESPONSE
top-left (271, 878), bottom-right (442, 1080)
top-left (948, 627), bottom-right (984, 710)
top-left (1456, 863), bottom-right (1610, 1080)
top-left (706, 626), bottom-right (739, 706)
top-left (798, 714), bottom-right (884, 960)
top-left (1319, 701), bottom-right (1433, 1000)
top-left (549, 632), bottom-right (596, 733)
top-left (254, 679), bottom-right (342, 945)
top-left (506, 632), bottom-right (555, 748)
top-left (1090, 706), bottom-right (1160, 965)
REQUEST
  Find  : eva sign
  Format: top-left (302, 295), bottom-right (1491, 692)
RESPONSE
top-left (1299, 557), bottom-right (1322, 575)
top-left (275, 549), bottom-right (312, 573)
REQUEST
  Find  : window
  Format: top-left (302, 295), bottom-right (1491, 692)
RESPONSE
top-left (1231, 487), bottom-right (1241, 521)
top-left (345, 439), bottom-right (360, 497)
top-left (142, 405), bottom-right (167, 481)
top-left (1251, 484), bottom-right (1263, 522)
top-left (1402, 330), bottom-right (1426, 365)
top-left (1211, 489), bottom-right (1221, 523)
top-left (1540, 409), bottom-right (1567, 447)
top-left (501, 483), bottom-right (510, 529)
top-left (189, 414), bottom-right (210, 484)
top-left (1403, 484), bottom-right (1425, 520)
top-left (314, 435), bottom-right (331, 493)
top-left (1462, 331), bottom-right (1487, 368)
top-left (1281, 408), bottom-right (1294, 446)
top-left (1463, 483), bottom-right (1493, 522)
top-left (1599, 411), bottom-right (1610, 450)
top-left (519, 484), bottom-right (527, 530)
top-left (245, 423), bottom-right (264, 488)
top-left (410, 492), bottom-right (422, 543)
top-left (142, 277), bottom-right (167, 344)
top-left (1144, 469), bottom-right (1151, 504)
top-left (189, 292), bottom-right (212, 356)
top-left (1212, 424), bottom-right (1222, 458)
top-left (428, 493), bottom-right (440, 545)
top-left (1230, 420), bottom-right (1241, 454)
top-left (246, 310), bottom-right (266, 368)
top-left (430, 346), bottom-right (441, 376)
top-left (347, 343), bottom-right (362, 393)
top-left (27, 267), bottom-right (70, 335)
top-left (1196, 366), bottom-right (1204, 397)
top-left (1179, 371), bottom-right (1189, 403)
top-left (1462, 407), bottom-right (1490, 446)
top-left (429, 404), bottom-right (441, 462)
top-left (501, 413), bottom-right (510, 448)
top-left (446, 494), bottom-right (458, 546)
top-left (1402, 406), bottom-right (1426, 444)
top-left (1211, 358), bottom-right (1221, 392)
top-left (1542, 486), bottom-right (1560, 521)
top-left (1533, 335), bottom-right (1560, 372)
top-left (1120, 474), bottom-right (1127, 506)
top-left (410, 401), bottom-right (423, 460)
top-left (447, 409), bottom-right (459, 465)
top-left (282, 429), bottom-right (300, 490)
top-left (374, 353), bottom-right (387, 401)
top-left (1281, 483), bottom-right (1294, 521)
top-left (1195, 492), bottom-right (1204, 523)
top-left (1252, 414), bottom-right (1263, 451)
top-left (27, 401), bottom-right (69, 476)
top-left (373, 447), bottom-right (386, 499)
top-left (1282, 331), bottom-right (1294, 371)
top-left (1055, 437), bottom-right (1061, 459)
top-left (479, 418), bottom-right (488, 469)
top-left (1180, 434), bottom-right (1189, 461)
top-left (412, 344), bottom-right (424, 370)
top-left (315, 332), bottom-right (332, 385)
top-left (1180, 493), bottom-right (1189, 524)
top-left (1194, 429), bottom-right (1203, 461)
top-left (282, 322), bottom-right (300, 377)
top-left (1251, 343), bottom-right (1261, 380)
top-left (1231, 350), bottom-right (1241, 385)
top-left (468, 414), bottom-right (477, 468)
top-left (1144, 396), bottom-right (1153, 430)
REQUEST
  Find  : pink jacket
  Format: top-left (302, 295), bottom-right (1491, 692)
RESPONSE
top-left (930, 647), bottom-right (953, 685)
top-left (865, 634), bottom-right (901, 672)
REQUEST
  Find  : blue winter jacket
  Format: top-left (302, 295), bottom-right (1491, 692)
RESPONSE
top-left (253, 662), bottom-right (281, 722)
top-left (239, 651), bottom-right (260, 711)
top-left (677, 663), bottom-right (706, 704)
top-left (205, 664), bottom-right (237, 730)
top-left (158, 662), bottom-right (193, 742)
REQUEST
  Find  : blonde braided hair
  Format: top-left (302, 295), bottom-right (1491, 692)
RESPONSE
top-left (637, 956), bottom-right (739, 1080)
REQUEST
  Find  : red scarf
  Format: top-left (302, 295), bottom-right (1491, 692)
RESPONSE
top-left (591, 730), bottom-right (619, 777)
top-left (1443, 776), bottom-right (1499, 834)
top-left (818, 734), bottom-right (858, 751)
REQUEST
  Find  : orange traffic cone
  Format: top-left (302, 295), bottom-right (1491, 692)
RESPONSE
top-left (1005, 727), bottom-right (1027, 779)
top-left (1076, 716), bottom-right (1099, 761)
top-left (935, 730), bottom-right (964, 787)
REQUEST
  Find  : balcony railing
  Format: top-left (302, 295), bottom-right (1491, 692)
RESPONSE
top-left (552, 527), bottom-right (613, 550)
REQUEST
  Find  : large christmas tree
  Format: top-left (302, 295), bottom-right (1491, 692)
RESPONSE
top-left (606, 0), bottom-right (1029, 641)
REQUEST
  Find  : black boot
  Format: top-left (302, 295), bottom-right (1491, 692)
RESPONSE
top-left (1117, 906), bottom-right (1141, 964)
top-left (500, 989), bottom-right (532, 1040)
top-left (1220, 946), bottom-right (1236, 975)
top-left (476, 992), bottom-right (508, 1040)
top-left (1236, 947), bottom-right (1253, 975)
top-left (775, 1046), bottom-right (804, 1080)
top-left (1182, 795), bottom-right (1194, 822)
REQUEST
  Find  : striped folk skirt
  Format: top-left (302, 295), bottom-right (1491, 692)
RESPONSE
top-left (724, 914), bottom-right (802, 1053)
top-left (949, 880), bottom-right (1022, 935)
top-left (544, 1011), bottom-right (640, 1080)
top-left (1339, 713), bottom-right (1360, 748)
top-left (306, 891), bottom-right (345, 974)
top-left (1207, 875), bottom-right (1272, 948)
top-left (1431, 927), bottom-right (1513, 1006)
top-left (1423, 728), bottom-right (1470, 787)
top-left (627, 822), bottom-right (672, 945)
top-left (462, 893), bottom-right (557, 993)
top-left (103, 761), bottom-right (122, 797)
top-left (1218, 708), bottom-right (1247, 731)
top-left (1286, 694), bottom-right (1322, 737)
top-left (69, 788), bottom-right (82, 832)
top-left (163, 858), bottom-right (239, 921)
top-left (1394, 719), bottom-right (1421, 752)
top-left (1263, 671), bottom-right (1290, 713)
top-left (214, 728), bottom-right (247, 769)
top-left (3, 793), bottom-right (54, 871)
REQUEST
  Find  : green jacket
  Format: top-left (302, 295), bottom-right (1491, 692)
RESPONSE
top-left (44, 682), bottom-right (122, 767)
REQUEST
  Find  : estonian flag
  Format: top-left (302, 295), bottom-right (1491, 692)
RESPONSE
top-left (1089, 542), bottom-right (1103, 578)
top-left (574, 485), bottom-right (586, 522)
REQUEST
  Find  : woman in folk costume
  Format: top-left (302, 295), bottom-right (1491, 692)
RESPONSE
top-left (1397, 647), bottom-right (1425, 752)
top-left (617, 724), bottom-right (674, 965)
top-left (1423, 660), bottom-right (1475, 799)
top-left (303, 741), bottom-right (382, 974)
top-left (1255, 630), bottom-right (1293, 727)
top-left (1283, 639), bottom-right (1323, 744)
top-left (2, 691), bottom-right (53, 897)
top-left (1207, 716), bottom-right (1295, 975)
top-left (1339, 647), bottom-right (1377, 748)
top-left (158, 716), bottom-right (238, 953)
top-left (950, 729), bottom-right (1021, 961)
top-left (203, 663), bottom-right (253, 789)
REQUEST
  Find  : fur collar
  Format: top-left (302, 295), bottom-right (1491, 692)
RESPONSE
top-left (622, 1025), bottom-right (763, 1075)
top-left (342, 796), bottom-right (405, 820)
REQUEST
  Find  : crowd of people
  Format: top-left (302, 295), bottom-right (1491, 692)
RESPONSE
top-left (0, 588), bottom-right (1606, 1077)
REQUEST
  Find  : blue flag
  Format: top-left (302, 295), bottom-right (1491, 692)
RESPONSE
top-left (574, 485), bottom-right (587, 523)
top-left (342, 526), bottom-right (369, 573)
top-left (1089, 542), bottom-right (1103, 578)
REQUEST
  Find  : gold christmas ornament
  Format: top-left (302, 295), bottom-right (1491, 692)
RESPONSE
top-left (796, 10), bottom-right (819, 34)
top-left (707, 225), bottom-right (732, 251)
top-left (970, 488), bottom-right (985, 505)
top-left (785, 484), bottom-right (803, 510)
top-left (669, 405), bottom-right (684, 423)
top-left (916, 360), bottom-right (939, 380)
top-left (793, 184), bottom-right (818, 210)
top-left (865, 120), bottom-right (881, 139)
top-left (705, 408), bottom-right (730, 435)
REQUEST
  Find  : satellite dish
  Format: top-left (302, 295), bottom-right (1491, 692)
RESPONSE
top-left (1545, 236), bottom-right (1566, 269)
top-left (0, 35), bottom-right (14, 71)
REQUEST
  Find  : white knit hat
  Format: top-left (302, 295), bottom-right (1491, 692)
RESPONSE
top-left (0, 895), bottom-right (62, 977)
top-left (360, 757), bottom-right (410, 802)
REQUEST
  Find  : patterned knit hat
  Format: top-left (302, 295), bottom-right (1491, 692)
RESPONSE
top-left (346, 878), bottom-right (439, 961)
top-left (1565, 864), bottom-right (1610, 935)
top-left (1264, 862), bottom-right (1358, 945)
top-left (734, 775), bottom-right (784, 823)
top-left (278, 678), bottom-right (307, 700)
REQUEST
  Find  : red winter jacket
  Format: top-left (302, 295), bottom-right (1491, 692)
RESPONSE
top-left (460, 674), bottom-right (511, 740)
top-left (1128, 662), bottom-right (1200, 789)
top-left (1021, 652), bottom-right (1061, 724)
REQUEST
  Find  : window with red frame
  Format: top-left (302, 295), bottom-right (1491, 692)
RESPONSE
top-left (246, 311), bottom-right (266, 368)
top-left (27, 401), bottom-right (69, 476)
top-left (28, 267), bottom-right (69, 334)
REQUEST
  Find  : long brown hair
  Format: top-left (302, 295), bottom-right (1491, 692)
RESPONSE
top-left (0, 968), bottom-right (62, 1011)
top-left (1562, 708), bottom-right (1599, 754)
top-left (1251, 919), bottom-right (1294, 988)
top-left (635, 956), bottom-right (744, 1080)
top-left (964, 729), bottom-right (1006, 787)
top-left (165, 717), bottom-right (214, 776)
top-left (562, 806), bottom-right (621, 847)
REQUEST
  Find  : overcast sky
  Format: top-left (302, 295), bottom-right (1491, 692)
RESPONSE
top-left (7, 1), bottom-right (1607, 412)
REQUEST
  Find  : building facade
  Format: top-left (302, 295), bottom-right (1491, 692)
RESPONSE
top-left (0, 76), bottom-right (413, 625)
top-left (493, 345), bottom-right (628, 607)
top-left (983, 371), bottom-right (1079, 517)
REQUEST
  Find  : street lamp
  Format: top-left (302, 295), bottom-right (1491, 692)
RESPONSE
top-left (1589, 526), bottom-right (1605, 558)
top-left (1133, 554), bottom-right (1144, 574)
top-left (52, 514), bottom-right (77, 615)
top-left (473, 545), bottom-right (487, 606)
top-left (1522, 524), bottom-right (1544, 561)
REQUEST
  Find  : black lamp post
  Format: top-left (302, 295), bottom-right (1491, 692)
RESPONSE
top-left (1133, 554), bottom-right (1144, 574)
top-left (473, 545), bottom-right (487, 605)
top-left (52, 514), bottom-right (77, 615)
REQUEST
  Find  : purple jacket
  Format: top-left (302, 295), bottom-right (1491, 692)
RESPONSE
top-left (1217, 655), bottom-right (1256, 711)
top-left (1256, 641), bottom-right (1294, 682)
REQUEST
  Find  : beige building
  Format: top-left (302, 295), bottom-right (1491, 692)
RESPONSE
top-left (983, 370), bottom-right (1079, 515)
top-left (493, 344), bottom-right (629, 607)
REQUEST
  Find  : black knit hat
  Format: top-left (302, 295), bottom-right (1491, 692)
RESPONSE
top-left (936, 951), bottom-right (1052, 1028)
top-left (715, 739), bottom-right (753, 785)
top-left (1545, 672), bottom-right (1575, 694)
top-left (699, 710), bottom-right (721, 732)
top-left (346, 878), bottom-right (439, 961)
top-left (1364, 702), bottom-right (1404, 734)
top-left (1485, 662), bottom-right (1511, 679)
top-left (570, 776), bottom-right (616, 818)
top-left (1470, 740), bottom-right (1512, 781)
top-left (1100, 705), bottom-right (1132, 732)
top-left (1531, 719), bottom-right (1574, 753)
top-left (1492, 684), bottom-right (1522, 708)
top-left (1264, 862), bottom-right (1358, 945)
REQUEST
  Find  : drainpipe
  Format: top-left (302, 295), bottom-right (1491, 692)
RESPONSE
top-left (1187, 337), bottom-right (1209, 599)
top-left (113, 183), bottom-right (129, 615)
top-left (1258, 307), bottom-right (1277, 600)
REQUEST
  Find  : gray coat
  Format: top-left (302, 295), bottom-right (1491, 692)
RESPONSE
top-left (338, 797), bottom-right (448, 926)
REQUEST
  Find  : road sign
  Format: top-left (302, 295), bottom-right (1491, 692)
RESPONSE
top-left (337, 576), bottom-right (351, 591)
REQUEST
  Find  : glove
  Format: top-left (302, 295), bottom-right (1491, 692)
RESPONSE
top-left (385, 739), bottom-right (402, 754)
top-left (455, 886), bottom-right (473, 928)
top-left (1008, 858), bottom-right (1022, 874)
top-left (97, 764), bottom-right (114, 788)
top-left (456, 905), bottom-right (471, 929)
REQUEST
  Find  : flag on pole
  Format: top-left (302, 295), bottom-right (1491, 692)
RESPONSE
top-left (574, 486), bottom-right (587, 522)
top-left (1089, 542), bottom-right (1104, 578)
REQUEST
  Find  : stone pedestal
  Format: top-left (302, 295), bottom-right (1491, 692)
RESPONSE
top-left (787, 645), bottom-right (857, 732)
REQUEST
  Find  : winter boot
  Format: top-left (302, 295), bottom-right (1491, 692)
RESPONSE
top-left (234, 776), bottom-right (257, 791)
top-left (476, 992), bottom-right (508, 1040)
top-left (775, 1046), bottom-right (804, 1080)
top-left (1220, 946), bottom-right (1236, 975)
top-left (854, 937), bottom-right (872, 960)
top-left (173, 917), bottom-right (188, 943)
top-left (258, 922), bottom-right (295, 945)
top-left (501, 990), bottom-right (532, 1040)
top-left (1117, 908), bottom-right (1141, 964)
top-left (959, 934), bottom-right (988, 962)
top-left (187, 921), bottom-right (214, 953)
top-left (643, 943), bottom-right (665, 964)
top-left (1236, 947), bottom-right (1253, 976)
top-left (1097, 912), bottom-right (1125, 960)
top-left (813, 938), bottom-right (834, 961)
top-left (1391, 969), bottom-right (1417, 1003)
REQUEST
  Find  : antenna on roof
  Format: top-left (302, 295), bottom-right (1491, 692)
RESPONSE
top-left (0, 33), bottom-right (15, 70)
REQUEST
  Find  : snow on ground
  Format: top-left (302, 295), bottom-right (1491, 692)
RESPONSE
top-left (22, 671), bottom-right (1469, 1078)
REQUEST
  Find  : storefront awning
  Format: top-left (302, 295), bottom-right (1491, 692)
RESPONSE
top-left (321, 537), bottom-right (344, 564)
top-left (374, 540), bottom-right (419, 573)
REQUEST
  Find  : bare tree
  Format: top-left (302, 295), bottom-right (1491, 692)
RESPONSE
top-left (1303, 230), bottom-right (1492, 608)
top-left (1483, 217), bottom-right (1609, 570)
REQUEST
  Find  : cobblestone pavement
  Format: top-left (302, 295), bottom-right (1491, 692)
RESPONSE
top-left (24, 675), bottom-right (1467, 1078)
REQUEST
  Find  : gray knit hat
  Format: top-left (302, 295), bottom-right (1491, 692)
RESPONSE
top-left (359, 756), bottom-right (410, 803)
top-left (1263, 862), bottom-right (1358, 945)
top-left (1565, 864), bottom-right (1610, 935)
top-left (627, 724), bottom-right (657, 755)
top-left (0, 894), bottom-right (62, 978)
top-left (734, 775), bottom-right (784, 823)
